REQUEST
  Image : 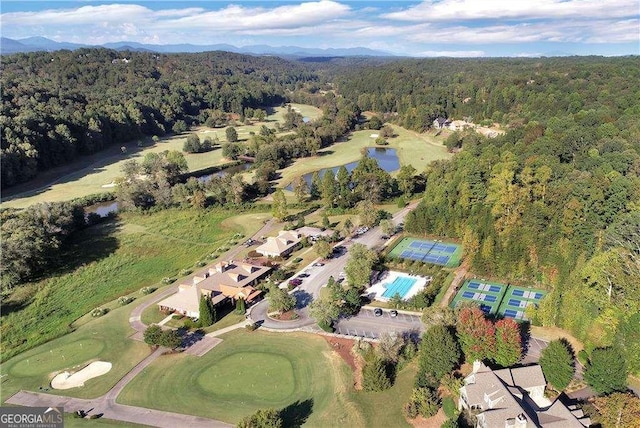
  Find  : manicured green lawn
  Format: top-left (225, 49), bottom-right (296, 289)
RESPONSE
top-left (1, 208), bottom-right (268, 362)
top-left (1, 303), bottom-right (150, 403)
top-left (275, 125), bottom-right (450, 187)
top-left (117, 330), bottom-right (361, 426)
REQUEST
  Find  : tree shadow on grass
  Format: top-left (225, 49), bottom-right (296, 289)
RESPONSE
top-left (279, 398), bottom-right (314, 428)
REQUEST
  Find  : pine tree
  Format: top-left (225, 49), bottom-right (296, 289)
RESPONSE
top-left (271, 188), bottom-right (288, 221)
top-left (539, 339), bottom-right (575, 391)
top-left (362, 352), bottom-right (391, 391)
top-left (235, 297), bottom-right (246, 315)
top-left (199, 295), bottom-right (214, 327)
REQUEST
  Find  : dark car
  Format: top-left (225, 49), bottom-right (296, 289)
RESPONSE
top-left (374, 308), bottom-right (383, 317)
top-left (390, 310), bottom-right (398, 317)
top-left (288, 278), bottom-right (302, 286)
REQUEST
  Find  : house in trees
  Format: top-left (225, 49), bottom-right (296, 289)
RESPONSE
top-left (433, 117), bottom-right (452, 129)
top-left (459, 361), bottom-right (590, 428)
top-left (157, 261), bottom-right (270, 318)
top-left (255, 230), bottom-right (302, 258)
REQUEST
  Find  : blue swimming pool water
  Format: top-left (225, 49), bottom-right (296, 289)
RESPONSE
top-left (382, 276), bottom-right (418, 299)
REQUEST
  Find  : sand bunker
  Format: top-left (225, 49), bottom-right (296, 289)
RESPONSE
top-left (51, 361), bottom-right (112, 389)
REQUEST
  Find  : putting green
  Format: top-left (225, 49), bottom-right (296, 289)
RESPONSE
top-left (197, 352), bottom-right (295, 402)
top-left (10, 339), bottom-right (105, 377)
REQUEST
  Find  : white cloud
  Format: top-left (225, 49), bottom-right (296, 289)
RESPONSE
top-left (383, 0), bottom-right (639, 22)
top-left (415, 50), bottom-right (485, 57)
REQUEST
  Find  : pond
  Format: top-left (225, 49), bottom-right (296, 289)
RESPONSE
top-left (196, 162), bottom-right (252, 183)
top-left (84, 163), bottom-right (252, 217)
top-left (285, 147), bottom-right (400, 191)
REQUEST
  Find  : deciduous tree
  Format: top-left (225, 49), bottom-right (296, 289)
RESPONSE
top-left (456, 307), bottom-right (496, 362)
top-left (416, 325), bottom-right (461, 388)
top-left (584, 347), bottom-right (628, 394)
top-left (493, 318), bottom-right (523, 367)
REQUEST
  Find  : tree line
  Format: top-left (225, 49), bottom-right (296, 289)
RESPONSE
top-left (1, 48), bottom-right (318, 187)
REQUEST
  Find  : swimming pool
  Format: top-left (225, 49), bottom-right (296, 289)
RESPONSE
top-left (382, 276), bottom-right (418, 299)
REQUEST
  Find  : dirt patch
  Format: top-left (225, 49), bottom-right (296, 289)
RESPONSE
top-left (409, 408), bottom-right (447, 428)
top-left (530, 325), bottom-right (584, 353)
top-left (272, 310), bottom-right (298, 321)
top-left (322, 336), bottom-right (357, 371)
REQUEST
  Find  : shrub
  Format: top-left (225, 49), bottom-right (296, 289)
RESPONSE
top-left (140, 286), bottom-right (156, 295)
top-left (404, 387), bottom-right (439, 419)
top-left (293, 257), bottom-right (303, 263)
top-left (183, 318), bottom-right (199, 329)
top-left (245, 322), bottom-right (258, 331)
top-left (91, 307), bottom-right (108, 317)
top-left (117, 296), bottom-right (135, 306)
top-left (162, 277), bottom-right (176, 285)
top-left (195, 260), bottom-right (207, 267)
top-left (318, 320), bottom-right (334, 332)
top-left (179, 269), bottom-right (193, 276)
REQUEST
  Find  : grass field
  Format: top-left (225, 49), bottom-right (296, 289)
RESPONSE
top-left (0, 303), bottom-right (150, 403)
top-left (1, 104), bottom-right (322, 209)
top-left (118, 330), bottom-right (363, 427)
top-left (276, 125), bottom-right (450, 188)
top-left (1, 208), bottom-right (269, 362)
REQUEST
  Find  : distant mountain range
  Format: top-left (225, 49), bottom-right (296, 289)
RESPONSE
top-left (0, 36), bottom-right (394, 57)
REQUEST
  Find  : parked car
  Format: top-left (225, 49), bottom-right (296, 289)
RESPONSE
top-left (299, 272), bottom-right (310, 278)
top-left (374, 308), bottom-right (383, 317)
top-left (288, 278), bottom-right (302, 286)
top-left (313, 262), bottom-right (325, 267)
top-left (390, 310), bottom-right (398, 317)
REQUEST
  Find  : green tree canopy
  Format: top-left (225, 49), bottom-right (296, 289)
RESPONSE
top-left (584, 347), bottom-right (628, 394)
top-left (237, 408), bottom-right (283, 428)
top-left (344, 243), bottom-right (377, 291)
top-left (539, 339), bottom-right (575, 391)
top-left (416, 324), bottom-right (461, 388)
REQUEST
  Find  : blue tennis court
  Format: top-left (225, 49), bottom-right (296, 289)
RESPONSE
top-left (393, 238), bottom-right (461, 266)
top-left (468, 282), bottom-right (480, 289)
top-left (535, 292), bottom-right (544, 299)
top-left (484, 295), bottom-right (497, 303)
top-left (508, 298), bottom-right (522, 307)
top-left (489, 285), bottom-right (501, 293)
top-left (504, 309), bottom-right (518, 318)
top-left (382, 276), bottom-right (418, 299)
top-left (512, 289), bottom-right (524, 297)
top-left (462, 291), bottom-right (475, 299)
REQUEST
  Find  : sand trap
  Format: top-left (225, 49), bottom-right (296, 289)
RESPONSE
top-left (101, 182), bottom-right (116, 188)
top-left (51, 361), bottom-right (112, 389)
top-left (369, 133), bottom-right (379, 138)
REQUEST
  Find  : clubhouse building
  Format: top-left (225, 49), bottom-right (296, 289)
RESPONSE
top-left (157, 260), bottom-right (271, 318)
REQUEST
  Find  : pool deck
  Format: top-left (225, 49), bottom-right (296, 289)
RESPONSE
top-left (366, 270), bottom-right (430, 302)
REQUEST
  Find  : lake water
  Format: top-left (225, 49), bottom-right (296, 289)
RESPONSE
top-left (196, 162), bottom-right (251, 183)
top-left (286, 147), bottom-right (400, 190)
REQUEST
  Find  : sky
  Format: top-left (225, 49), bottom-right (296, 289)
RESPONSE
top-left (1, 0), bottom-right (639, 57)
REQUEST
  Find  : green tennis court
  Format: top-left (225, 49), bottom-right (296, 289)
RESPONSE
top-left (450, 281), bottom-right (547, 321)
top-left (450, 279), bottom-right (507, 315)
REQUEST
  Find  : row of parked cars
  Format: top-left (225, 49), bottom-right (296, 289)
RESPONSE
top-left (373, 308), bottom-right (398, 317)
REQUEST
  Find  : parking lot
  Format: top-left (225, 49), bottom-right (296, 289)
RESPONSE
top-left (333, 307), bottom-right (423, 339)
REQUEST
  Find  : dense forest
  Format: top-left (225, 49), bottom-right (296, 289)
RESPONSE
top-left (0, 49), bottom-right (318, 187)
top-left (361, 57), bottom-right (640, 373)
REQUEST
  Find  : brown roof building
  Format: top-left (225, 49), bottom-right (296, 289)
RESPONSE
top-left (157, 261), bottom-right (271, 318)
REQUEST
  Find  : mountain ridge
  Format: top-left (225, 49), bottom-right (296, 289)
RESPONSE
top-left (1, 36), bottom-right (395, 57)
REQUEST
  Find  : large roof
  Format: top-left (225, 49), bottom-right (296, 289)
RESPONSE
top-left (255, 230), bottom-right (301, 256)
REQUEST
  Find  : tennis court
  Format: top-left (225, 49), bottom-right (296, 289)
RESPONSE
top-left (450, 279), bottom-right (507, 315)
top-left (498, 285), bottom-right (547, 320)
top-left (389, 237), bottom-right (462, 267)
top-left (451, 281), bottom-right (547, 320)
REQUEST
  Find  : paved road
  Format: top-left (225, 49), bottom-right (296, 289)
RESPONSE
top-left (249, 202), bottom-right (420, 331)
